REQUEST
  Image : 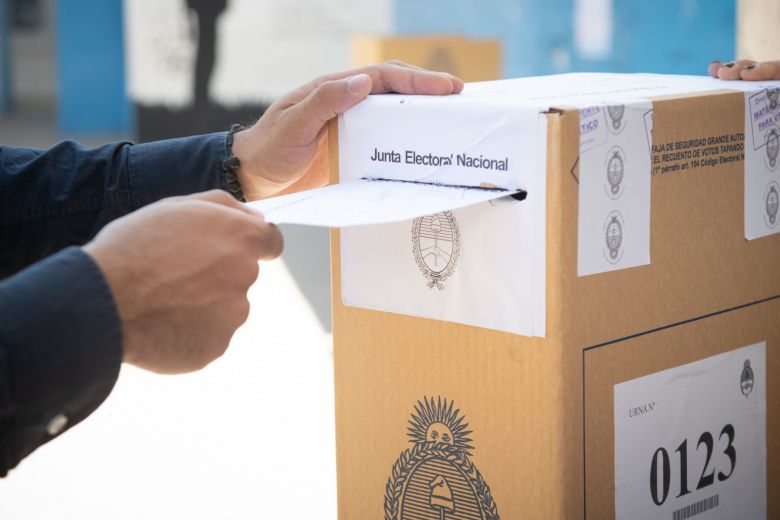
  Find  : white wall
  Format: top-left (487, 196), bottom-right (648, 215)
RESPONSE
top-left (737, 0), bottom-right (780, 61)
top-left (125, 0), bottom-right (394, 107)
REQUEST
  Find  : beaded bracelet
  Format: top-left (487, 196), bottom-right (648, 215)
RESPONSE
top-left (222, 124), bottom-right (246, 202)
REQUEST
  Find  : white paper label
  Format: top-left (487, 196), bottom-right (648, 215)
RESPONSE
top-left (744, 88), bottom-right (780, 239)
top-left (339, 94), bottom-right (539, 191)
top-left (337, 93), bottom-right (547, 337)
top-left (577, 101), bottom-right (652, 276)
top-left (614, 342), bottom-right (767, 520)
top-left (340, 195), bottom-right (538, 336)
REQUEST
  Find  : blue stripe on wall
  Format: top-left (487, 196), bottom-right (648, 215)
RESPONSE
top-left (395, 0), bottom-right (735, 78)
top-left (55, 0), bottom-right (131, 133)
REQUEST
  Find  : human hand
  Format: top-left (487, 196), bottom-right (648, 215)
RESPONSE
top-left (83, 190), bottom-right (283, 374)
top-left (708, 59), bottom-right (780, 81)
top-left (232, 61), bottom-right (465, 200)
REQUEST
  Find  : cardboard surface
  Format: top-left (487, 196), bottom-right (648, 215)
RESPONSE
top-left (585, 299), bottom-right (778, 518)
top-left (351, 35), bottom-right (501, 82)
top-left (330, 113), bottom-right (567, 519)
top-left (329, 85), bottom-right (779, 519)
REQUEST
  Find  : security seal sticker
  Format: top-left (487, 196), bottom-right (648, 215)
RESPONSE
top-left (744, 88), bottom-right (780, 239)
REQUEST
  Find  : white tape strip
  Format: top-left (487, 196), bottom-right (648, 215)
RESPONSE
top-left (577, 101), bottom-right (653, 277)
top-left (743, 87), bottom-right (780, 239)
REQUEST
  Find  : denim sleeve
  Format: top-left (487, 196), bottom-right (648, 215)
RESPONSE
top-left (0, 247), bottom-right (122, 476)
top-left (0, 132), bottom-right (230, 277)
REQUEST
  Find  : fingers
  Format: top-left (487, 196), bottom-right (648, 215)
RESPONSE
top-left (188, 189), bottom-right (245, 209)
top-left (708, 60), bottom-right (723, 78)
top-left (285, 74), bottom-right (375, 144)
top-left (714, 59), bottom-right (756, 80)
top-left (314, 60), bottom-right (464, 95)
top-left (186, 189), bottom-right (267, 218)
top-left (369, 61), bottom-right (465, 95)
top-left (176, 190), bottom-right (284, 260)
top-left (282, 61), bottom-right (465, 144)
top-left (255, 222), bottom-right (284, 261)
top-left (739, 60), bottom-right (780, 81)
top-left (710, 59), bottom-right (780, 81)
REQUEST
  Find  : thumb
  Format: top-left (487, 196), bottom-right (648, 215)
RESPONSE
top-left (289, 73), bottom-right (373, 143)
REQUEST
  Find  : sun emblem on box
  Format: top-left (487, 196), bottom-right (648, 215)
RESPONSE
top-left (767, 87), bottom-right (779, 111)
top-left (607, 104), bottom-right (626, 133)
top-left (384, 397), bottom-right (499, 520)
top-left (412, 212), bottom-right (460, 290)
top-left (740, 359), bottom-right (755, 397)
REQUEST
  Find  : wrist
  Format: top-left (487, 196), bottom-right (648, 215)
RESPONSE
top-left (222, 125), bottom-right (247, 202)
top-left (82, 242), bottom-right (143, 365)
top-left (232, 126), bottom-right (297, 200)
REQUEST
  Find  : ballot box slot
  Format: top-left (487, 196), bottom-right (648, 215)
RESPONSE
top-left (361, 176), bottom-right (528, 201)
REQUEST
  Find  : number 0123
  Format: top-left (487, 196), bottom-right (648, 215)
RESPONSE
top-left (649, 424), bottom-right (737, 506)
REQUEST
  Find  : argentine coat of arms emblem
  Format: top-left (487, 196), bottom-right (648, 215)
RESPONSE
top-left (767, 87), bottom-right (779, 111)
top-left (607, 104), bottom-right (626, 132)
top-left (605, 212), bottom-right (624, 262)
top-left (765, 183), bottom-right (779, 226)
top-left (412, 212), bottom-right (460, 290)
top-left (384, 397), bottom-right (499, 520)
top-left (740, 359), bottom-right (755, 398)
top-left (766, 128), bottom-right (779, 169)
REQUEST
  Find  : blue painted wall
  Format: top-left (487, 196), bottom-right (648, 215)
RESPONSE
top-left (581, 1), bottom-right (736, 74)
top-left (55, 0), bottom-right (131, 133)
top-left (395, 0), bottom-right (736, 78)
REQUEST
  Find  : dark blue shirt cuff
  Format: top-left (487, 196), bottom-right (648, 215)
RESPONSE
top-left (0, 246), bottom-right (122, 476)
top-left (128, 132), bottom-right (230, 207)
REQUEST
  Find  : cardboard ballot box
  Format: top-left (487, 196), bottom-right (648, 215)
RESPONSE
top-left (326, 75), bottom-right (780, 519)
top-left (352, 35), bottom-right (501, 82)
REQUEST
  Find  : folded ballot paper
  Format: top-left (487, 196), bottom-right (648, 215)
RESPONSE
top-left (248, 73), bottom-right (780, 337)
